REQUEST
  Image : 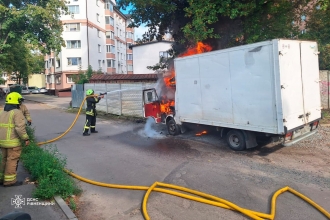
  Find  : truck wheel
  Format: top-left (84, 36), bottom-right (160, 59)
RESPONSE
top-left (226, 130), bottom-right (246, 151)
top-left (167, 119), bottom-right (180, 136)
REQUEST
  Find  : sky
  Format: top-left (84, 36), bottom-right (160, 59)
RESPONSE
top-left (120, 5), bottom-right (148, 41)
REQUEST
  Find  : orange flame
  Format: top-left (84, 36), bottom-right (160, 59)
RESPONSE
top-left (179, 42), bottom-right (212, 58)
top-left (196, 131), bottom-right (208, 136)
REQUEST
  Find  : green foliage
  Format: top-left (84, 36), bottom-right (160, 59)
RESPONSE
top-left (0, 0), bottom-right (68, 55)
top-left (20, 127), bottom-right (81, 200)
top-left (0, 77), bottom-right (5, 85)
top-left (300, 3), bottom-right (330, 70)
top-left (73, 65), bottom-right (96, 84)
top-left (119, 0), bottom-right (330, 56)
top-left (69, 198), bottom-right (77, 211)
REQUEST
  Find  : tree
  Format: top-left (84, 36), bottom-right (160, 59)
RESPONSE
top-left (0, 0), bottom-right (68, 68)
top-left (301, 3), bottom-right (330, 70)
top-left (118, 0), bottom-right (330, 54)
top-left (73, 65), bottom-right (95, 84)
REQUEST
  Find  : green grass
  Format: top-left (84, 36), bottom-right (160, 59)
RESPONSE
top-left (19, 127), bottom-right (81, 200)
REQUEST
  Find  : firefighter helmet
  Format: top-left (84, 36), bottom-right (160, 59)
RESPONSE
top-left (86, 89), bottom-right (94, 96)
top-left (6, 92), bottom-right (21, 105)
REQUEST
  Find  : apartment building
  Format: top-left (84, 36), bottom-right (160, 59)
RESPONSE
top-left (45, 0), bottom-right (134, 95)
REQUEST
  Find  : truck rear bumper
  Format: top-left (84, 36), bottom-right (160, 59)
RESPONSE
top-left (283, 129), bottom-right (317, 147)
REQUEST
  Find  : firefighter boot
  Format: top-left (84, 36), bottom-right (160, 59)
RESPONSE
top-left (91, 127), bottom-right (98, 133)
top-left (83, 129), bottom-right (90, 136)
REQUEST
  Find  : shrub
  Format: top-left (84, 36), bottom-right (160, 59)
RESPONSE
top-left (20, 127), bottom-right (81, 199)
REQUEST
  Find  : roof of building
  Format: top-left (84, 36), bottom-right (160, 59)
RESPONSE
top-left (90, 74), bottom-right (160, 81)
top-left (114, 6), bottom-right (127, 19)
top-left (131, 40), bottom-right (174, 48)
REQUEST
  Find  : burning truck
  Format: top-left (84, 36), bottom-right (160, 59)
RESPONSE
top-left (143, 39), bottom-right (321, 151)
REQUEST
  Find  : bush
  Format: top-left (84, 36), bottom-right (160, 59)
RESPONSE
top-left (20, 127), bottom-right (81, 199)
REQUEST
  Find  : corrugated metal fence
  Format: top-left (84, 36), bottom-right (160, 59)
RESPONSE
top-left (320, 70), bottom-right (330, 109)
top-left (72, 83), bottom-right (155, 117)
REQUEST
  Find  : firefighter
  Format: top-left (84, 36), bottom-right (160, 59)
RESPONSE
top-left (83, 89), bottom-right (104, 136)
top-left (18, 96), bottom-right (32, 126)
top-left (0, 92), bottom-right (30, 187)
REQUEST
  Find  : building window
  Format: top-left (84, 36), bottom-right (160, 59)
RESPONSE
top-left (105, 1), bottom-right (113, 11)
top-left (65, 23), bottom-right (80, 31)
top-left (127, 54), bottom-right (133, 60)
top-left (126, 32), bottom-right (133, 39)
top-left (127, 43), bottom-right (132, 49)
top-left (97, 13), bottom-right (100, 22)
top-left (56, 60), bottom-right (61, 68)
top-left (46, 75), bottom-right (55, 84)
top-left (106, 31), bottom-right (114, 39)
top-left (98, 30), bottom-right (100, 37)
top-left (66, 40), bottom-right (81, 49)
top-left (107, 59), bottom-right (115, 68)
top-left (67, 75), bottom-right (74, 83)
top-left (55, 75), bottom-right (61, 84)
top-left (98, 60), bottom-right (102, 68)
top-left (127, 65), bottom-right (133, 71)
top-left (98, 44), bottom-right (101, 52)
top-left (67, 57), bottom-right (81, 66)
top-left (96, 0), bottom-right (99, 6)
top-left (106, 45), bottom-right (115, 53)
top-left (68, 5), bottom-right (79, 14)
top-left (105, 16), bottom-right (114, 26)
top-left (159, 51), bottom-right (169, 58)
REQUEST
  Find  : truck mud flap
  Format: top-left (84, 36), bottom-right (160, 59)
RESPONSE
top-left (283, 130), bottom-right (317, 147)
top-left (242, 131), bottom-right (258, 149)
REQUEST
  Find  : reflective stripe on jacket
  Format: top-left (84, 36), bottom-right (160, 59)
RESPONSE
top-left (85, 97), bottom-right (100, 116)
top-left (0, 109), bottom-right (29, 148)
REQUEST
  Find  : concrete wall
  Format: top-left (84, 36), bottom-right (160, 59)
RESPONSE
top-left (28, 74), bottom-right (46, 88)
top-left (320, 70), bottom-right (330, 109)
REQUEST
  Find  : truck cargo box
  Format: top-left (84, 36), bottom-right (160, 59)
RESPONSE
top-left (173, 39), bottom-right (321, 135)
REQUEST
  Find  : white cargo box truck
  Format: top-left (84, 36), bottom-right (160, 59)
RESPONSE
top-left (143, 39), bottom-right (321, 151)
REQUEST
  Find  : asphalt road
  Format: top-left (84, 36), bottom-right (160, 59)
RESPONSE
top-left (27, 101), bottom-right (330, 220)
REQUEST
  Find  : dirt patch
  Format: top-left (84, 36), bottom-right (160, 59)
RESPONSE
top-left (65, 194), bottom-right (82, 216)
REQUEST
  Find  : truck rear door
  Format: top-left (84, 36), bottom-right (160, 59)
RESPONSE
top-left (300, 41), bottom-right (321, 123)
top-left (278, 40), bottom-right (321, 131)
top-left (143, 89), bottom-right (162, 123)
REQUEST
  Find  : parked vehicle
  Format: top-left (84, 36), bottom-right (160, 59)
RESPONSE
top-left (31, 88), bottom-right (41, 94)
top-left (39, 87), bottom-right (48, 94)
top-left (143, 39), bottom-right (321, 151)
top-left (21, 86), bottom-right (30, 95)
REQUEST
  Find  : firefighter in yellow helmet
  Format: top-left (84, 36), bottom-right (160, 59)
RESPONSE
top-left (0, 92), bottom-right (30, 187)
top-left (83, 89), bottom-right (104, 136)
top-left (18, 96), bottom-right (32, 126)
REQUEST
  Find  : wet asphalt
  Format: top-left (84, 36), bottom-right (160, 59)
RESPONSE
top-left (26, 101), bottom-right (330, 220)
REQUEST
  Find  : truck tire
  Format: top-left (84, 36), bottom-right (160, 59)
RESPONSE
top-left (167, 119), bottom-right (180, 136)
top-left (225, 130), bottom-right (246, 151)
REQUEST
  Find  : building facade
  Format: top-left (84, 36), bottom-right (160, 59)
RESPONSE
top-left (131, 41), bottom-right (173, 74)
top-left (45, 0), bottom-right (134, 95)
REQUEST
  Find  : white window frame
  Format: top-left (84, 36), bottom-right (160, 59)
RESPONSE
top-left (66, 40), bottom-right (81, 49)
top-left (96, 0), bottom-right (99, 6)
top-left (106, 59), bottom-right (115, 68)
top-left (97, 13), bottom-right (100, 22)
top-left (98, 44), bottom-right (101, 53)
top-left (127, 54), bottom-right (133, 60)
top-left (98, 30), bottom-right (101, 37)
top-left (67, 57), bottom-right (81, 66)
top-left (65, 23), bottom-right (80, 32)
top-left (98, 60), bottom-right (102, 68)
top-left (67, 75), bottom-right (74, 83)
top-left (68, 5), bottom-right (79, 14)
top-left (127, 65), bottom-right (133, 71)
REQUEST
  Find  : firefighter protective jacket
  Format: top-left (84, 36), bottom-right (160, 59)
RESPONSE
top-left (86, 96), bottom-right (101, 116)
top-left (0, 108), bottom-right (29, 148)
top-left (20, 104), bottom-right (31, 121)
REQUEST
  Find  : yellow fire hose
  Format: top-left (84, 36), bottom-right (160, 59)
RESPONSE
top-left (36, 96), bottom-right (330, 220)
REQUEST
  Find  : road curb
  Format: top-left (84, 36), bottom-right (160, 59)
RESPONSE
top-left (54, 196), bottom-right (78, 220)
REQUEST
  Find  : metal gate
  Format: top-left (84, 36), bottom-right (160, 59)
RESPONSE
top-left (71, 84), bottom-right (85, 108)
